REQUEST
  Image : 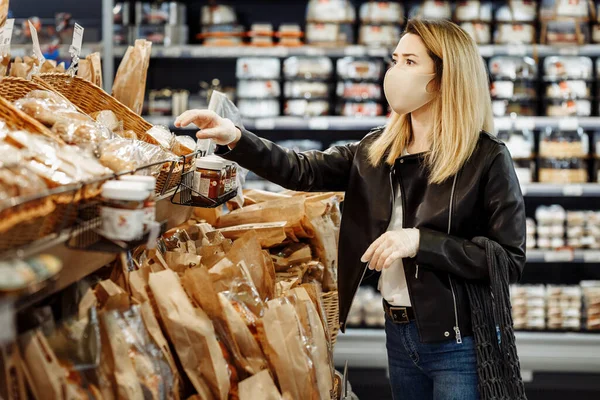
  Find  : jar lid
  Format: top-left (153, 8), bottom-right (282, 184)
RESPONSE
top-left (120, 175), bottom-right (157, 191)
top-left (196, 157), bottom-right (224, 170)
top-left (102, 180), bottom-right (149, 201)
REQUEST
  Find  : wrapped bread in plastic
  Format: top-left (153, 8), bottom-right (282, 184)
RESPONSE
top-left (145, 125), bottom-right (175, 150)
top-left (90, 110), bottom-right (121, 133)
top-left (52, 120), bottom-right (113, 149)
top-left (112, 40), bottom-right (152, 114)
top-left (99, 137), bottom-right (177, 173)
top-left (172, 134), bottom-right (197, 156)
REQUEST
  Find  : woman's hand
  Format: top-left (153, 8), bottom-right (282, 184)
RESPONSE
top-left (361, 229), bottom-right (420, 271)
top-left (174, 110), bottom-right (241, 147)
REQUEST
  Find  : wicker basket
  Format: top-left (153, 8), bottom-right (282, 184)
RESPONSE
top-left (322, 290), bottom-right (340, 348)
top-left (35, 73), bottom-right (187, 194)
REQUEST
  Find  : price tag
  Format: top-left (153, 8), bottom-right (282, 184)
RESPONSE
top-left (558, 117), bottom-right (579, 131)
top-left (544, 250), bottom-right (574, 263)
top-left (514, 117), bottom-right (536, 131)
top-left (308, 118), bottom-right (330, 130)
top-left (344, 46), bottom-right (366, 57)
top-left (70, 23), bottom-right (84, 56)
top-left (583, 250), bottom-right (600, 263)
top-left (254, 118), bottom-right (276, 130)
top-left (1, 19), bottom-right (14, 46)
top-left (0, 300), bottom-right (15, 345)
top-left (28, 20), bottom-right (44, 61)
top-left (563, 184), bottom-right (584, 196)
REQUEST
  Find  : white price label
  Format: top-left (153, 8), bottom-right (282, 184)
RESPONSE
top-left (344, 46), bottom-right (366, 57)
top-left (558, 117), bottom-right (579, 131)
top-left (544, 250), bottom-right (574, 263)
top-left (514, 117), bottom-right (536, 131)
top-left (563, 184), bottom-right (584, 196)
top-left (70, 23), bottom-right (84, 55)
top-left (28, 20), bottom-right (44, 61)
top-left (583, 251), bottom-right (600, 263)
top-left (1, 19), bottom-right (14, 47)
top-left (0, 300), bottom-right (15, 345)
top-left (254, 118), bottom-right (276, 130)
top-left (308, 118), bottom-right (330, 130)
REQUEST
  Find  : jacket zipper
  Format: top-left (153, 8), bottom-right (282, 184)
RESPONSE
top-left (447, 174), bottom-right (462, 344)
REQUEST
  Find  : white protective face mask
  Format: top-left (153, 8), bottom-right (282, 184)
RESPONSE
top-left (383, 66), bottom-right (436, 115)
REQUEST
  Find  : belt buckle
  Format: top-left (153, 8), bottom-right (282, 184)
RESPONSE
top-left (389, 306), bottom-right (409, 324)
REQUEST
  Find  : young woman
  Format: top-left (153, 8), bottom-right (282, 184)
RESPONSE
top-left (176, 19), bottom-right (526, 400)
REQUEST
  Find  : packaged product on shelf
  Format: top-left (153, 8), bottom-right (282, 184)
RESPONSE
top-left (237, 99), bottom-right (280, 118)
top-left (546, 285), bottom-right (582, 331)
top-left (0, 255), bottom-right (62, 292)
top-left (543, 20), bottom-right (590, 45)
top-left (100, 180), bottom-right (149, 242)
top-left (491, 80), bottom-right (537, 99)
top-left (305, 23), bottom-right (355, 46)
top-left (496, 1), bottom-right (538, 22)
top-left (284, 99), bottom-right (330, 117)
top-left (146, 125), bottom-right (176, 151)
top-left (276, 24), bottom-right (304, 47)
top-left (339, 101), bottom-right (383, 117)
top-left (359, 25), bottom-right (402, 47)
top-left (112, 39), bottom-right (152, 115)
top-left (283, 56), bottom-right (333, 80)
top-left (135, 1), bottom-right (186, 25)
top-left (460, 22), bottom-right (491, 44)
top-left (201, 4), bottom-right (237, 25)
top-left (544, 56), bottom-right (593, 80)
top-left (581, 281), bottom-right (600, 330)
top-left (306, 0), bottom-right (356, 23)
top-left (359, 1), bottom-right (404, 23)
top-left (337, 57), bottom-right (384, 81)
top-left (536, 204), bottom-right (566, 225)
top-left (337, 82), bottom-right (382, 101)
top-left (410, 0), bottom-right (452, 19)
top-left (237, 80), bottom-right (281, 99)
top-left (90, 110), bottom-right (121, 133)
top-left (236, 57), bottom-right (280, 80)
top-left (113, 2), bottom-right (131, 25)
top-left (546, 99), bottom-right (591, 117)
top-left (114, 24), bottom-right (133, 45)
top-left (497, 128), bottom-right (534, 159)
top-left (545, 80), bottom-right (591, 99)
top-left (510, 284), bottom-right (546, 330)
top-left (492, 99), bottom-right (536, 117)
top-left (455, 1), bottom-right (493, 22)
top-left (284, 81), bottom-right (330, 99)
top-left (172, 134), bottom-right (196, 155)
top-left (540, 128), bottom-right (589, 158)
top-left (134, 24), bottom-right (188, 46)
top-left (494, 23), bottom-right (536, 44)
top-left (526, 218), bottom-right (536, 249)
top-left (248, 23), bottom-right (275, 47)
top-left (540, 0), bottom-right (591, 19)
top-left (98, 136), bottom-right (177, 173)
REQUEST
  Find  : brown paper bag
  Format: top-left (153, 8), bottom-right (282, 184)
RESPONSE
top-left (19, 330), bottom-right (68, 400)
top-left (165, 251), bottom-right (201, 274)
top-left (305, 198), bottom-right (339, 292)
top-left (0, 343), bottom-right (27, 400)
top-left (0, 0), bottom-right (8, 28)
top-left (129, 267), bottom-right (151, 304)
top-left (217, 222), bottom-right (287, 248)
top-left (271, 243), bottom-right (313, 271)
top-left (238, 370), bottom-right (282, 400)
top-left (217, 197), bottom-right (311, 240)
top-left (139, 302), bottom-right (181, 399)
top-left (193, 207), bottom-right (222, 226)
top-left (94, 280), bottom-right (130, 312)
top-left (99, 312), bottom-right (144, 400)
top-left (149, 269), bottom-right (230, 400)
top-left (288, 288), bottom-right (333, 399)
top-left (257, 299), bottom-right (316, 400)
top-left (199, 244), bottom-right (229, 269)
top-left (78, 287), bottom-right (98, 320)
top-left (226, 231), bottom-right (275, 301)
top-left (88, 52), bottom-right (103, 87)
top-left (112, 39), bottom-right (152, 115)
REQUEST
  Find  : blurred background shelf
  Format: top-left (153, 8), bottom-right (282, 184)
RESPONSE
top-left (10, 43), bottom-right (104, 59)
top-left (334, 329), bottom-right (600, 374)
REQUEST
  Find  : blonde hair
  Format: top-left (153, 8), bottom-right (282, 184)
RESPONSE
top-left (368, 19), bottom-right (494, 184)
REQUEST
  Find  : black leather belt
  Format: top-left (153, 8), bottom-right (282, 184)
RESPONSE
top-left (383, 299), bottom-right (416, 324)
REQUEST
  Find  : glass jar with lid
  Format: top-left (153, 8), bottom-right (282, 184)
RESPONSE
top-left (540, 127), bottom-right (589, 158)
top-left (193, 157), bottom-right (224, 206)
top-left (120, 175), bottom-right (157, 230)
top-left (100, 180), bottom-right (149, 241)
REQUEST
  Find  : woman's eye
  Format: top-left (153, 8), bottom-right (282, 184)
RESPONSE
top-left (406, 59), bottom-right (415, 66)
top-left (391, 59), bottom-right (397, 66)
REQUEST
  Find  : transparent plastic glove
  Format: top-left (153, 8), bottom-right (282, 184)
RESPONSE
top-left (361, 228), bottom-right (420, 272)
top-left (174, 109), bottom-right (241, 146)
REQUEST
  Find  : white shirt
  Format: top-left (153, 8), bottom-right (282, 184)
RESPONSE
top-left (378, 182), bottom-right (412, 306)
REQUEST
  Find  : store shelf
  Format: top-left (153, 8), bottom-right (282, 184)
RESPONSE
top-left (8, 193), bottom-right (192, 312)
top-left (334, 329), bottom-right (600, 374)
top-left (11, 44), bottom-right (104, 59)
top-left (116, 44), bottom-right (600, 59)
top-left (527, 249), bottom-right (600, 263)
top-left (521, 184), bottom-right (600, 197)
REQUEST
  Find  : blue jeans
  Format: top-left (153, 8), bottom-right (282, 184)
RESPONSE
top-left (385, 318), bottom-right (480, 400)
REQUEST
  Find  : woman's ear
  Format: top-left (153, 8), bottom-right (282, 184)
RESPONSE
top-left (426, 76), bottom-right (441, 94)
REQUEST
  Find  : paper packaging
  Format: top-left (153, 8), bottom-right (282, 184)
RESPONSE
top-left (149, 269), bottom-right (230, 400)
top-left (257, 298), bottom-right (316, 400)
top-left (0, 1), bottom-right (8, 28)
top-left (217, 222), bottom-right (287, 248)
top-left (112, 39), bottom-right (152, 115)
top-left (182, 267), bottom-right (268, 376)
top-left (226, 231), bottom-right (276, 301)
top-left (19, 330), bottom-right (68, 400)
top-left (238, 370), bottom-right (282, 400)
top-left (94, 279), bottom-right (130, 312)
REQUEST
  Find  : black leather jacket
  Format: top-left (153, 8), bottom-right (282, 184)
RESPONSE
top-left (217, 127), bottom-right (526, 343)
